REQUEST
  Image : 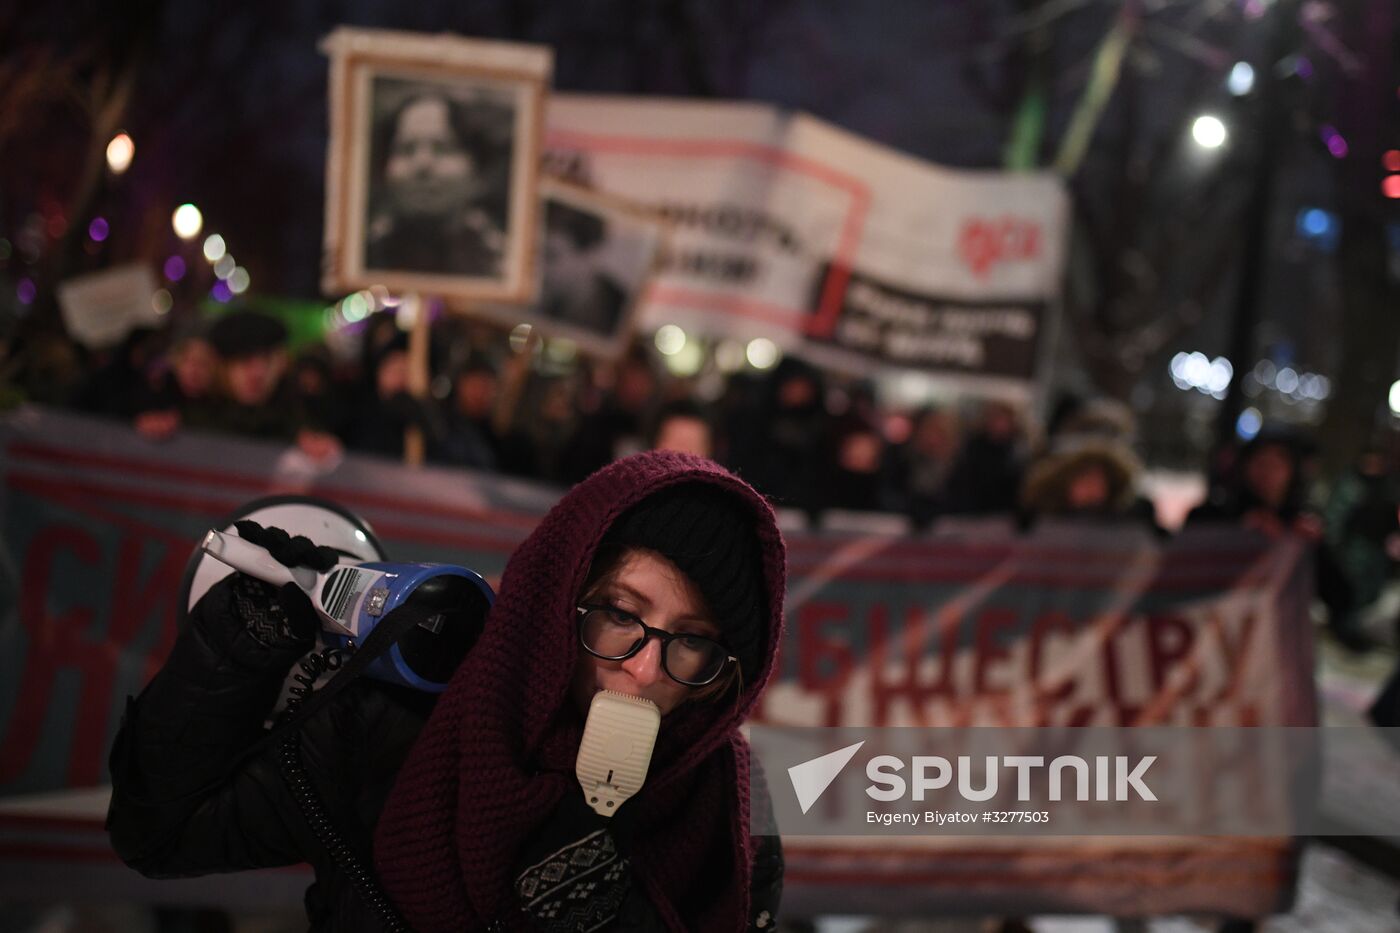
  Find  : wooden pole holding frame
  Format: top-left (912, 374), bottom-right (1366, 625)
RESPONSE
top-left (403, 292), bottom-right (431, 467)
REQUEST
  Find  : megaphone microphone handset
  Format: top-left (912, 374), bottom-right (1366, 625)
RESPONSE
top-left (575, 690), bottom-right (661, 818)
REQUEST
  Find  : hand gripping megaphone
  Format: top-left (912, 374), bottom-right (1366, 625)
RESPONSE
top-left (180, 495), bottom-right (493, 693)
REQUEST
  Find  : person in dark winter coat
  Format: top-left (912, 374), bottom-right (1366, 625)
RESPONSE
top-left (74, 326), bottom-right (167, 421)
top-left (1017, 397), bottom-right (1164, 536)
top-left (944, 399), bottom-right (1026, 516)
top-left (886, 406), bottom-right (961, 529)
top-left (828, 409), bottom-right (886, 513)
top-left (744, 358), bottom-right (831, 522)
top-left (1187, 432), bottom-right (1360, 649)
top-left (559, 350), bottom-right (660, 483)
top-left (193, 309), bottom-right (296, 436)
top-left (289, 344), bottom-right (353, 440)
top-left (107, 451), bottom-right (787, 932)
top-left (132, 332), bottom-right (218, 441)
top-left (181, 310), bottom-right (344, 465)
top-left (347, 332), bottom-right (446, 461)
top-left (436, 357), bottom-right (537, 476)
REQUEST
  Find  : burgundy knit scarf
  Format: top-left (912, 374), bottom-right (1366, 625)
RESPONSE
top-left (374, 451), bottom-right (787, 932)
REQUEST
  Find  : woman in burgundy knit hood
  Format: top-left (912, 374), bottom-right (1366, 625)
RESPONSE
top-left (108, 450), bottom-right (785, 932)
top-left (376, 450), bottom-right (787, 930)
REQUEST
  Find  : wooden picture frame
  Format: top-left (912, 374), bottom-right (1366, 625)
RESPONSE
top-left (321, 28), bottom-right (552, 305)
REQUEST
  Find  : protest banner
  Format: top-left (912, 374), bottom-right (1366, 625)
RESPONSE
top-left (752, 517), bottom-right (1315, 918)
top-left (0, 408), bottom-right (1310, 916)
top-left (468, 178), bottom-right (669, 360)
top-left (542, 95), bottom-right (1069, 393)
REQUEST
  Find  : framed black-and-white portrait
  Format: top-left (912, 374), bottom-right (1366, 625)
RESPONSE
top-left (321, 28), bottom-right (552, 305)
top-left (470, 180), bottom-right (667, 359)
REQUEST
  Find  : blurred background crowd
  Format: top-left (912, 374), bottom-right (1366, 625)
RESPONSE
top-left (6, 299), bottom-right (1399, 667)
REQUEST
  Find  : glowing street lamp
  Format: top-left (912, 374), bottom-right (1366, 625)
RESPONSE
top-left (746, 338), bottom-right (779, 370)
top-left (106, 133), bottom-right (135, 174)
top-left (1227, 62), bottom-right (1255, 96)
top-left (654, 325), bottom-right (687, 356)
top-left (203, 234), bottom-right (227, 262)
top-left (172, 203), bottom-right (203, 240)
top-left (228, 267), bottom-right (251, 295)
top-left (1191, 115), bottom-right (1228, 149)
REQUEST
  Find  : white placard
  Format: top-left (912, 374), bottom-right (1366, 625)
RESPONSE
top-left (56, 263), bottom-right (160, 349)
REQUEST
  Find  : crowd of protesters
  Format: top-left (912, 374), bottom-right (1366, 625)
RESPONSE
top-left (6, 305), bottom-right (1400, 669)
top-left (2, 301), bottom-right (1398, 866)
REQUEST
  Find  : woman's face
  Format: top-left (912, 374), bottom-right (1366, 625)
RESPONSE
top-left (913, 411), bottom-right (956, 459)
top-left (376, 350), bottom-right (408, 399)
top-left (455, 370), bottom-right (497, 420)
top-left (1245, 443), bottom-right (1294, 509)
top-left (1066, 462), bottom-right (1112, 510)
top-left (653, 416), bottom-right (712, 458)
top-left (384, 97), bottom-right (475, 219)
top-left (223, 349), bottom-right (286, 407)
top-left (174, 339), bottom-right (216, 398)
top-left (570, 549), bottom-right (720, 717)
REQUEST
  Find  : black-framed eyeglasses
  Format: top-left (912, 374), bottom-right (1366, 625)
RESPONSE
top-left (576, 604), bottom-right (735, 687)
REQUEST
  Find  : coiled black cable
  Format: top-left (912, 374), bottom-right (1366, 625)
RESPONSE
top-left (277, 644), bottom-right (409, 932)
top-left (283, 644), bottom-right (350, 718)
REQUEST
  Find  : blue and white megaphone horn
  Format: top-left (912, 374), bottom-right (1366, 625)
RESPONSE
top-left (180, 495), bottom-right (493, 693)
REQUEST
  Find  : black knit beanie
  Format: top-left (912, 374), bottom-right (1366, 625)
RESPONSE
top-left (207, 308), bottom-right (287, 360)
top-left (601, 483), bottom-right (766, 684)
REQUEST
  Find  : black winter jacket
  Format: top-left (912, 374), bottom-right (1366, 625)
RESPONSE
top-left (106, 575), bottom-right (784, 931)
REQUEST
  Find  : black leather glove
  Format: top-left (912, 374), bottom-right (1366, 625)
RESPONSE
top-left (227, 521), bottom-right (342, 648)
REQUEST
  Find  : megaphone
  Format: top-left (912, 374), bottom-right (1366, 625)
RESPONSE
top-left (180, 495), bottom-right (493, 693)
